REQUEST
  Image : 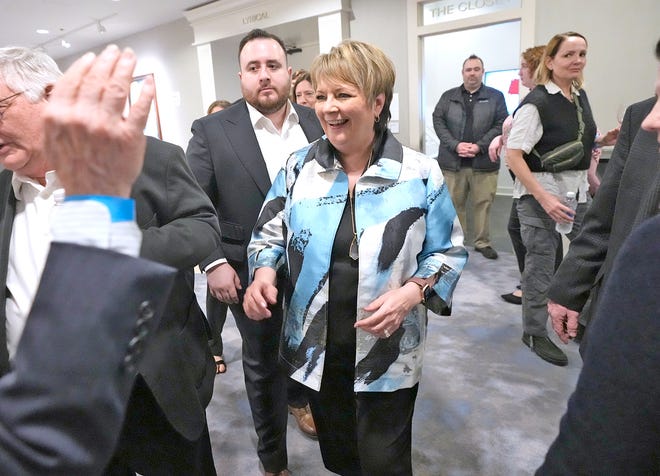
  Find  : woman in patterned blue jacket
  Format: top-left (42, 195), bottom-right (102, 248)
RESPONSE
top-left (243, 40), bottom-right (467, 476)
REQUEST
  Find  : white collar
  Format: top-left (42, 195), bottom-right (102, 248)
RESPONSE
top-left (544, 80), bottom-right (581, 96)
top-left (12, 170), bottom-right (61, 200)
top-left (246, 100), bottom-right (299, 130)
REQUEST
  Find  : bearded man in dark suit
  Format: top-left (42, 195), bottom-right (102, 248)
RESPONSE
top-left (186, 29), bottom-right (323, 476)
top-left (0, 46), bottom-right (220, 475)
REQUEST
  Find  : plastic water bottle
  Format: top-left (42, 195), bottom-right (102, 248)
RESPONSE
top-left (555, 191), bottom-right (577, 234)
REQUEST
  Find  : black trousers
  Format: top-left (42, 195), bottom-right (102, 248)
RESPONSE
top-left (229, 300), bottom-right (288, 473)
top-left (207, 294), bottom-right (228, 357)
top-left (208, 293), bottom-right (309, 411)
top-left (307, 376), bottom-right (418, 476)
top-left (104, 378), bottom-right (216, 476)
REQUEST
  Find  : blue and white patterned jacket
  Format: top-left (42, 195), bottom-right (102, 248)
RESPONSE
top-left (248, 131), bottom-right (467, 392)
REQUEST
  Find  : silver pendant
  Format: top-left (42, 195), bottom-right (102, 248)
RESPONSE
top-left (349, 236), bottom-right (359, 261)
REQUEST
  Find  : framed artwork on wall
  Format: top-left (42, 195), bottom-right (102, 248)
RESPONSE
top-left (129, 73), bottom-right (162, 139)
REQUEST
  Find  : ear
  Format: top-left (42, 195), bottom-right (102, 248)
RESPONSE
top-left (545, 55), bottom-right (553, 71)
top-left (373, 93), bottom-right (386, 118)
top-left (44, 84), bottom-right (54, 99)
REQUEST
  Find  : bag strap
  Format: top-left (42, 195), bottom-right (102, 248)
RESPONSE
top-left (531, 90), bottom-right (585, 159)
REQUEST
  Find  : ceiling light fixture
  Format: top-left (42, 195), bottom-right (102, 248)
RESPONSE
top-left (35, 13), bottom-right (117, 51)
top-left (36, 29), bottom-right (49, 35)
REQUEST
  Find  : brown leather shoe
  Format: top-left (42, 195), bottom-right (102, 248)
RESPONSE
top-left (288, 404), bottom-right (317, 439)
top-left (265, 470), bottom-right (290, 476)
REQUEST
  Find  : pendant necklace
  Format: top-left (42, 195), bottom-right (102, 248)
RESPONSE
top-left (346, 149), bottom-right (375, 261)
top-left (348, 189), bottom-right (359, 260)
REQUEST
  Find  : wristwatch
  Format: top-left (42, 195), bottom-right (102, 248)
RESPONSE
top-left (406, 277), bottom-right (432, 304)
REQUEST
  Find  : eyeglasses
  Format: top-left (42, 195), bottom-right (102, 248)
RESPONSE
top-left (0, 91), bottom-right (24, 120)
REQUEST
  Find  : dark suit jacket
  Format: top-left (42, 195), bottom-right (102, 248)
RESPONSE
top-left (0, 137), bottom-right (221, 441)
top-left (129, 136), bottom-right (220, 440)
top-left (186, 99), bottom-right (323, 283)
top-left (547, 97), bottom-right (659, 323)
top-left (537, 215), bottom-right (660, 475)
top-left (0, 243), bottom-right (175, 476)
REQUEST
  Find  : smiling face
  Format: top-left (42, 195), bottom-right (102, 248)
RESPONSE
top-left (641, 66), bottom-right (660, 148)
top-left (238, 38), bottom-right (292, 116)
top-left (0, 80), bottom-right (48, 180)
top-left (314, 78), bottom-right (384, 158)
top-left (546, 36), bottom-right (587, 86)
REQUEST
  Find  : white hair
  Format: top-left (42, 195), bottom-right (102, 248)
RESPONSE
top-left (0, 46), bottom-right (62, 102)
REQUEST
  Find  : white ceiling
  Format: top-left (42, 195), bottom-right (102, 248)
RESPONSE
top-left (1, 0), bottom-right (216, 59)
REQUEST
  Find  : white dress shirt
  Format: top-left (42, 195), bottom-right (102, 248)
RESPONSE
top-left (507, 81), bottom-right (589, 203)
top-left (246, 100), bottom-right (311, 182)
top-left (6, 170), bottom-right (140, 359)
top-left (6, 171), bottom-right (63, 358)
top-left (204, 101), bottom-right (311, 272)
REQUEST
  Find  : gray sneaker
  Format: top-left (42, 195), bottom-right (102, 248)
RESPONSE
top-left (522, 333), bottom-right (568, 366)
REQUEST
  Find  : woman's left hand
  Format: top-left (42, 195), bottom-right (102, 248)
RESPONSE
top-left (354, 283), bottom-right (421, 338)
top-left (597, 126), bottom-right (620, 147)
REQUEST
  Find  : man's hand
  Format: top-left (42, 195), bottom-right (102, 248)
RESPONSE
top-left (206, 263), bottom-right (242, 304)
top-left (456, 142), bottom-right (477, 158)
top-left (548, 300), bottom-right (580, 344)
top-left (43, 45), bottom-right (154, 197)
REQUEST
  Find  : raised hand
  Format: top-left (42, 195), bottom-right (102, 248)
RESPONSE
top-left (43, 45), bottom-right (154, 197)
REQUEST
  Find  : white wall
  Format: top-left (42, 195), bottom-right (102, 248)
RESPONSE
top-left (59, 19), bottom-right (203, 150)
top-left (55, 0), bottom-right (659, 154)
top-left (350, 0), bottom-right (409, 143)
top-left (535, 0), bottom-right (660, 134)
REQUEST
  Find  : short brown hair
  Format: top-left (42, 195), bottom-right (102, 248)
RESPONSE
top-left (537, 32), bottom-right (588, 89)
top-left (521, 45), bottom-right (545, 86)
top-left (207, 99), bottom-right (232, 115)
top-left (310, 40), bottom-right (395, 135)
top-left (291, 70), bottom-right (311, 102)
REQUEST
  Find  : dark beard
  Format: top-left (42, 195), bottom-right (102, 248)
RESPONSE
top-left (252, 93), bottom-right (288, 116)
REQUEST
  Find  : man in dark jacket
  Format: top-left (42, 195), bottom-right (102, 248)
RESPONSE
top-left (433, 54), bottom-right (508, 259)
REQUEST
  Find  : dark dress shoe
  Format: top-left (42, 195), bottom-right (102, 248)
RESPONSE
top-left (475, 246), bottom-right (498, 259)
top-left (501, 292), bottom-right (522, 305)
top-left (522, 333), bottom-right (568, 366)
top-left (289, 404), bottom-right (317, 439)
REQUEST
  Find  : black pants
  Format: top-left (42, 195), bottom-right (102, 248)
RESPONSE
top-left (229, 299), bottom-right (288, 473)
top-left (104, 378), bottom-right (216, 476)
top-left (207, 294), bottom-right (228, 357)
top-left (307, 376), bottom-right (418, 476)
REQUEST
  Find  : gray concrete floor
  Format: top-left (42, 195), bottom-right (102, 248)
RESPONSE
top-left (197, 195), bottom-right (582, 475)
